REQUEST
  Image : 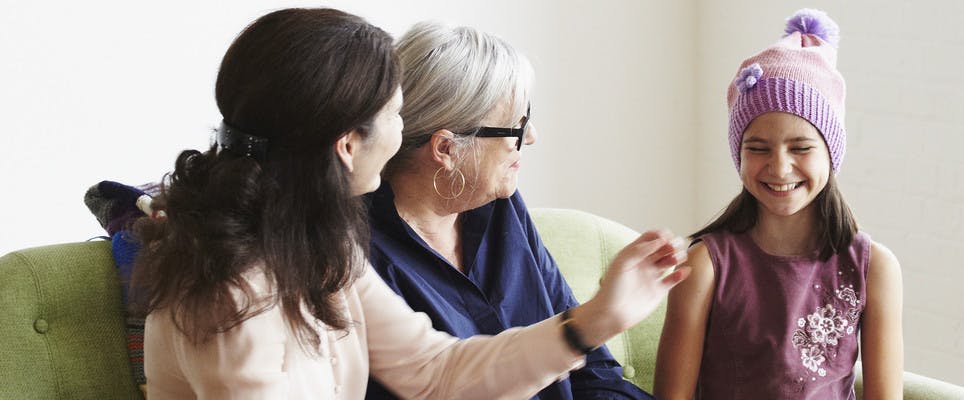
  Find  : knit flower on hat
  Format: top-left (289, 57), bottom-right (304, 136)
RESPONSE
top-left (734, 63), bottom-right (763, 93)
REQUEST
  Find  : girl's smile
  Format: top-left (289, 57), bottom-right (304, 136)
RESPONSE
top-left (739, 112), bottom-right (831, 218)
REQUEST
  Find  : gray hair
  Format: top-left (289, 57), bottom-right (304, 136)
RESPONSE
top-left (384, 21), bottom-right (534, 177)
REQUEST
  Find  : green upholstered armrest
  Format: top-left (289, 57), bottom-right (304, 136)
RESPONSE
top-left (899, 370), bottom-right (964, 399)
top-left (531, 207), bottom-right (964, 398)
top-left (854, 362), bottom-right (964, 400)
top-left (530, 207), bottom-right (663, 391)
top-left (0, 241), bottom-right (141, 399)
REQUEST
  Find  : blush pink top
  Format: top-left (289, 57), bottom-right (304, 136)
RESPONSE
top-left (144, 264), bottom-right (586, 399)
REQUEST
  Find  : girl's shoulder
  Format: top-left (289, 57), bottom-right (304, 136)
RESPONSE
top-left (683, 241), bottom-right (716, 284)
top-left (868, 239), bottom-right (901, 275)
top-left (686, 241), bottom-right (713, 268)
top-left (852, 232), bottom-right (900, 273)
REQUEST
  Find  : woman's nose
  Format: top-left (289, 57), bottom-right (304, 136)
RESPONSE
top-left (523, 123), bottom-right (538, 146)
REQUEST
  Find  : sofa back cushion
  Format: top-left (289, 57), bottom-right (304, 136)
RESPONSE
top-left (530, 208), bottom-right (666, 392)
top-left (0, 241), bottom-right (140, 399)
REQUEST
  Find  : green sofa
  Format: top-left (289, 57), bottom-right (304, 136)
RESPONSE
top-left (0, 240), bottom-right (141, 399)
top-left (1, 208), bottom-right (962, 399)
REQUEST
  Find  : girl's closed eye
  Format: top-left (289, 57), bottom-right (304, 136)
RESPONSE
top-left (745, 146), bottom-right (768, 153)
top-left (791, 146), bottom-right (814, 153)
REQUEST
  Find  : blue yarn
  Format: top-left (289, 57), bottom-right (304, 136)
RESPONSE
top-left (111, 230), bottom-right (141, 305)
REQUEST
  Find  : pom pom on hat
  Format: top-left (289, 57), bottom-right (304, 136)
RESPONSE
top-left (784, 8), bottom-right (840, 47)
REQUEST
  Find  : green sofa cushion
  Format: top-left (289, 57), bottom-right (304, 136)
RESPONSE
top-left (0, 241), bottom-right (140, 399)
top-left (530, 207), bottom-right (665, 391)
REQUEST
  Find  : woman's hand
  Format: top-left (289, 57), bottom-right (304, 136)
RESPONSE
top-left (568, 229), bottom-right (690, 348)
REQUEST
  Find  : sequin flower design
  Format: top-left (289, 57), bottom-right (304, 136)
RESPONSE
top-left (837, 287), bottom-right (861, 334)
top-left (800, 346), bottom-right (826, 372)
top-left (807, 304), bottom-right (848, 346)
top-left (790, 287), bottom-right (862, 378)
top-left (734, 63), bottom-right (764, 93)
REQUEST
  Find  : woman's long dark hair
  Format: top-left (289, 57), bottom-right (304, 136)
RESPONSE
top-left (691, 174), bottom-right (858, 260)
top-left (131, 8), bottom-right (399, 351)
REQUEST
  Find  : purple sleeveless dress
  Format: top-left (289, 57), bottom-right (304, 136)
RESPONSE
top-left (695, 230), bottom-right (870, 400)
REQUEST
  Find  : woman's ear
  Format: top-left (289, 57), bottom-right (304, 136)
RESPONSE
top-left (429, 129), bottom-right (456, 168)
top-left (335, 130), bottom-right (360, 172)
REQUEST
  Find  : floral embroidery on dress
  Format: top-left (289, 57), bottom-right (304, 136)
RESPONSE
top-left (837, 287), bottom-right (858, 307)
top-left (792, 330), bottom-right (809, 347)
top-left (791, 285), bottom-right (862, 377)
top-left (807, 304), bottom-right (847, 346)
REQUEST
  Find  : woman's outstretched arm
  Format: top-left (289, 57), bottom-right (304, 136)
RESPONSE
top-left (370, 229), bottom-right (689, 399)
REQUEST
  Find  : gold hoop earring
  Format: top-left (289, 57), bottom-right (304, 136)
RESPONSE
top-left (433, 167), bottom-right (466, 200)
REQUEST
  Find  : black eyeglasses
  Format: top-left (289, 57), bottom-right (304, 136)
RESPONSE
top-left (466, 104), bottom-right (530, 151)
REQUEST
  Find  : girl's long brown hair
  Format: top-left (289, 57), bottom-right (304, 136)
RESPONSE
top-left (131, 8), bottom-right (399, 351)
top-left (692, 174), bottom-right (858, 260)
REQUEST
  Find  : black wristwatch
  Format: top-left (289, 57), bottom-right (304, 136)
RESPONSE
top-left (560, 308), bottom-right (597, 355)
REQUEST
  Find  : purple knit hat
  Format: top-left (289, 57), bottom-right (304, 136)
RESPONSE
top-left (727, 9), bottom-right (846, 173)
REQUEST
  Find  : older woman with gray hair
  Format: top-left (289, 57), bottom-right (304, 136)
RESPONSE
top-left (364, 22), bottom-right (653, 400)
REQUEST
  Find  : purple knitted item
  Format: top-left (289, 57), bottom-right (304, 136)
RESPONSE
top-left (784, 8), bottom-right (840, 47)
top-left (727, 9), bottom-right (846, 173)
top-left (729, 78), bottom-right (846, 172)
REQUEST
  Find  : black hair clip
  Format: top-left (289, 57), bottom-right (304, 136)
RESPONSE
top-left (217, 121), bottom-right (268, 160)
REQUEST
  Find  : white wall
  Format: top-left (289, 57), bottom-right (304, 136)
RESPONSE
top-left (2, 0), bottom-right (961, 387)
top-left (0, 0), bottom-right (696, 253)
top-left (695, 0), bottom-right (964, 386)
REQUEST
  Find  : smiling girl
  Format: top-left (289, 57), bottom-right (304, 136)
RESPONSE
top-left (653, 9), bottom-right (903, 400)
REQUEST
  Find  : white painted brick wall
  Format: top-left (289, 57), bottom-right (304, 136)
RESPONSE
top-left (843, 1), bottom-right (964, 383)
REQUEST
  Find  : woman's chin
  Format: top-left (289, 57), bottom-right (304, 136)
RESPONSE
top-left (496, 184), bottom-right (518, 199)
top-left (351, 177), bottom-right (381, 197)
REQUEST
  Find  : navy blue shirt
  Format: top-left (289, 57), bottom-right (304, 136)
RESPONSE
top-left (363, 183), bottom-right (651, 400)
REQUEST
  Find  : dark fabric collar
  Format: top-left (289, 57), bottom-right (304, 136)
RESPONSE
top-left (366, 181), bottom-right (495, 274)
